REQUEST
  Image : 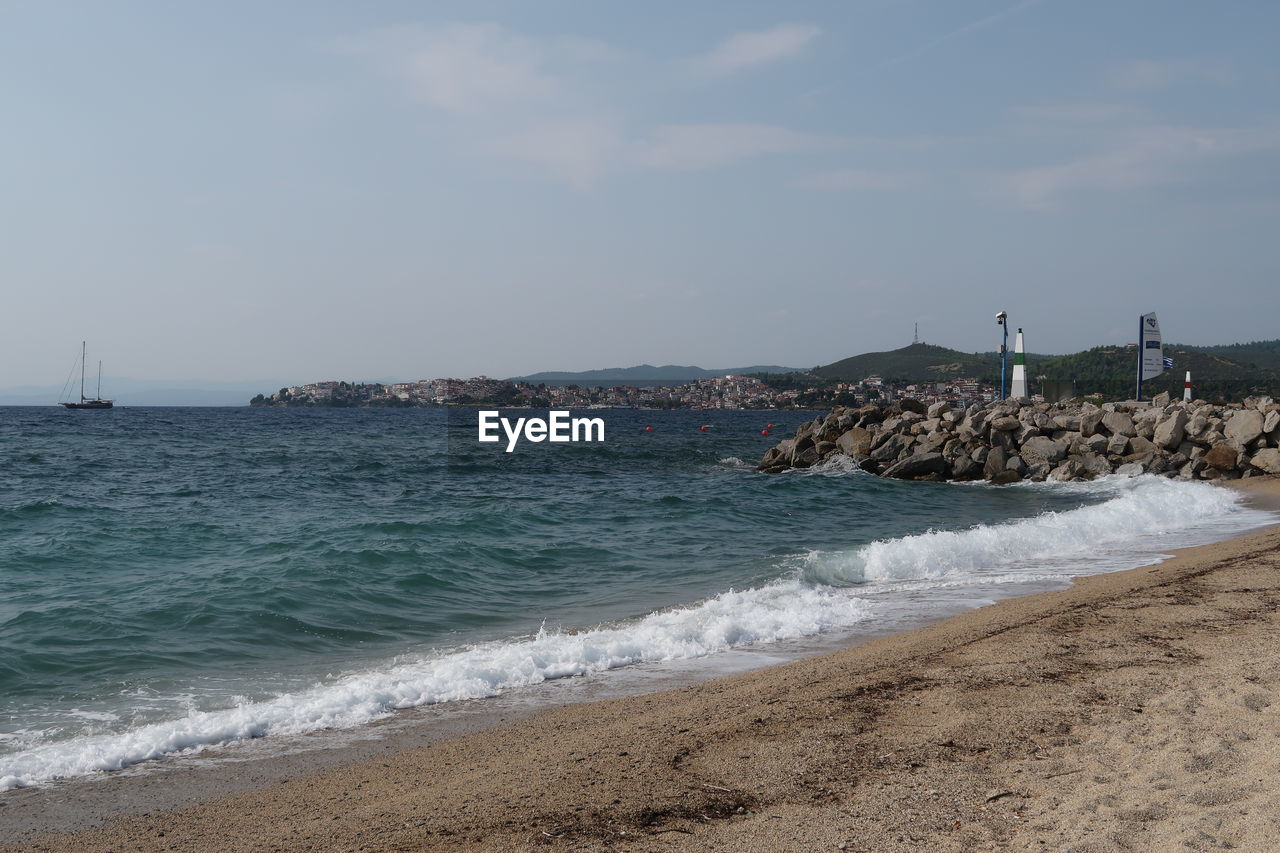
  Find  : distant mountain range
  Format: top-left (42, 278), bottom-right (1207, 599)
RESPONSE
top-left (509, 364), bottom-right (804, 387)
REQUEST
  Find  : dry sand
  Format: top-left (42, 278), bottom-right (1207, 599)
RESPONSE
top-left (5, 477), bottom-right (1280, 853)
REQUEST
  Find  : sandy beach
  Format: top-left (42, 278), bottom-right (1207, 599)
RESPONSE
top-left (5, 477), bottom-right (1279, 853)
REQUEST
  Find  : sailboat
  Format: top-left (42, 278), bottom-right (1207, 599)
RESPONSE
top-left (62, 341), bottom-right (114, 409)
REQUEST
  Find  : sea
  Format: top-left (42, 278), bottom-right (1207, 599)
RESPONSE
top-left (1, 406), bottom-right (1273, 791)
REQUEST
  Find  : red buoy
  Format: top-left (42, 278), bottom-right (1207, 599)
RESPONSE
top-left (766, 423), bottom-right (773, 428)
top-left (644, 426), bottom-right (653, 431)
top-left (700, 425), bottom-right (710, 431)
top-left (761, 429), bottom-right (770, 436)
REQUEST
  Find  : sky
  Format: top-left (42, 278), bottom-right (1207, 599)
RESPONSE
top-left (3, 0), bottom-right (1278, 386)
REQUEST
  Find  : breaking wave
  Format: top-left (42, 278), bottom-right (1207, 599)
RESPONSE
top-left (2, 476), bottom-right (1270, 790)
top-left (803, 475), bottom-right (1268, 586)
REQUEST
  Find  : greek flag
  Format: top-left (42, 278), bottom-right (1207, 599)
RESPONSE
top-left (1162, 356), bottom-right (1175, 370)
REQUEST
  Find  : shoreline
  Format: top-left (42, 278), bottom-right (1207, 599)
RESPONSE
top-left (5, 477), bottom-right (1279, 852)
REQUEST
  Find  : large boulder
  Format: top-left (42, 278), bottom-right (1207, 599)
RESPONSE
top-left (1261, 408), bottom-right (1280, 434)
top-left (898, 398), bottom-right (927, 415)
top-left (926, 401), bottom-right (951, 419)
top-left (1076, 451), bottom-right (1113, 478)
top-left (990, 416), bottom-right (1021, 432)
top-left (855, 405), bottom-right (883, 427)
top-left (983, 445), bottom-right (1008, 480)
top-left (792, 446), bottom-right (820, 468)
top-left (1020, 435), bottom-right (1067, 466)
top-left (1080, 406), bottom-right (1105, 437)
top-left (1107, 433), bottom-right (1130, 457)
top-left (951, 455), bottom-right (983, 480)
top-left (916, 431), bottom-right (948, 454)
top-left (879, 416), bottom-right (906, 435)
top-left (1102, 411), bottom-right (1136, 437)
top-left (1186, 414), bottom-right (1210, 437)
top-left (1225, 410), bottom-right (1265, 446)
top-left (882, 452), bottom-right (948, 480)
top-left (1202, 444), bottom-right (1239, 471)
top-left (1127, 435), bottom-right (1159, 458)
top-left (1014, 424), bottom-right (1041, 445)
top-left (1134, 407), bottom-right (1162, 439)
top-left (870, 433), bottom-right (911, 463)
top-left (1179, 458), bottom-right (1206, 480)
top-left (757, 447), bottom-right (784, 470)
top-left (1153, 410), bottom-right (1188, 450)
top-left (835, 427), bottom-right (872, 458)
top-left (1026, 462), bottom-right (1052, 482)
top-left (1048, 459), bottom-right (1085, 482)
top-left (1249, 448), bottom-right (1280, 475)
top-left (988, 469), bottom-right (1023, 486)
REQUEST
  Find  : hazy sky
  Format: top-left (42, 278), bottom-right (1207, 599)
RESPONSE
top-left (3, 0), bottom-right (1278, 386)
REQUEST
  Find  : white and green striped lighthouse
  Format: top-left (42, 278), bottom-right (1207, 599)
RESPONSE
top-left (1010, 328), bottom-right (1028, 399)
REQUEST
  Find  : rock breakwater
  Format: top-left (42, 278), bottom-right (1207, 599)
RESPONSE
top-left (758, 394), bottom-right (1280, 483)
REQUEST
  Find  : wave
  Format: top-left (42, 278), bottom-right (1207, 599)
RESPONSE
top-left (3, 477), bottom-right (1269, 791)
top-left (803, 475), bottom-right (1268, 586)
top-left (795, 453), bottom-right (871, 476)
top-left (0, 580), bottom-right (870, 789)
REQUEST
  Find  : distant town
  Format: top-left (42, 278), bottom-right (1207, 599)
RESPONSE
top-left (249, 373), bottom-right (1001, 411)
top-left (248, 337), bottom-right (1280, 410)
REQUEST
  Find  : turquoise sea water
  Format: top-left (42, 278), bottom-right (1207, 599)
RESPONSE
top-left (0, 407), bottom-right (1270, 788)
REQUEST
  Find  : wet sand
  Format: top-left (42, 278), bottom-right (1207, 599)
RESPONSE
top-left (5, 477), bottom-right (1280, 852)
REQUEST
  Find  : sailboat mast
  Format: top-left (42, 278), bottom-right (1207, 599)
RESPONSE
top-left (81, 341), bottom-right (87, 402)
top-left (97, 360), bottom-right (103, 400)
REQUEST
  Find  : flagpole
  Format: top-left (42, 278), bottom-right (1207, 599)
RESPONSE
top-left (1136, 314), bottom-right (1143, 402)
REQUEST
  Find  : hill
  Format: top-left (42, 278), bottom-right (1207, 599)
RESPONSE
top-left (510, 364), bottom-right (802, 387)
top-left (810, 339), bottom-right (1280, 400)
top-left (1037, 341), bottom-right (1280, 399)
top-left (813, 343), bottom-right (1044, 384)
top-left (1177, 340), bottom-right (1280, 370)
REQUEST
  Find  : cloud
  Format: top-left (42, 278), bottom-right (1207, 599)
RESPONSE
top-left (482, 121), bottom-right (838, 186)
top-left (875, 0), bottom-right (1042, 70)
top-left (341, 23), bottom-right (838, 186)
top-left (629, 123), bottom-right (836, 170)
top-left (1012, 102), bottom-right (1146, 124)
top-left (999, 124), bottom-right (1280, 208)
top-left (340, 23), bottom-right (598, 116)
top-left (794, 169), bottom-right (922, 191)
top-left (485, 119), bottom-right (623, 189)
top-left (694, 24), bottom-right (820, 75)
top-left (1107, 59), bottom-right (1233, 91)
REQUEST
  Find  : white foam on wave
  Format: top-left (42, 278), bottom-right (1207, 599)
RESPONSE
top-left (804, 475), bottom-right (1271, 587)
top-left (802, 453), bottom-right (870, 476)
top-left (4, 477), bottom-right (1270, 791)
top-left (0, 580), bottom-right (870, 789)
